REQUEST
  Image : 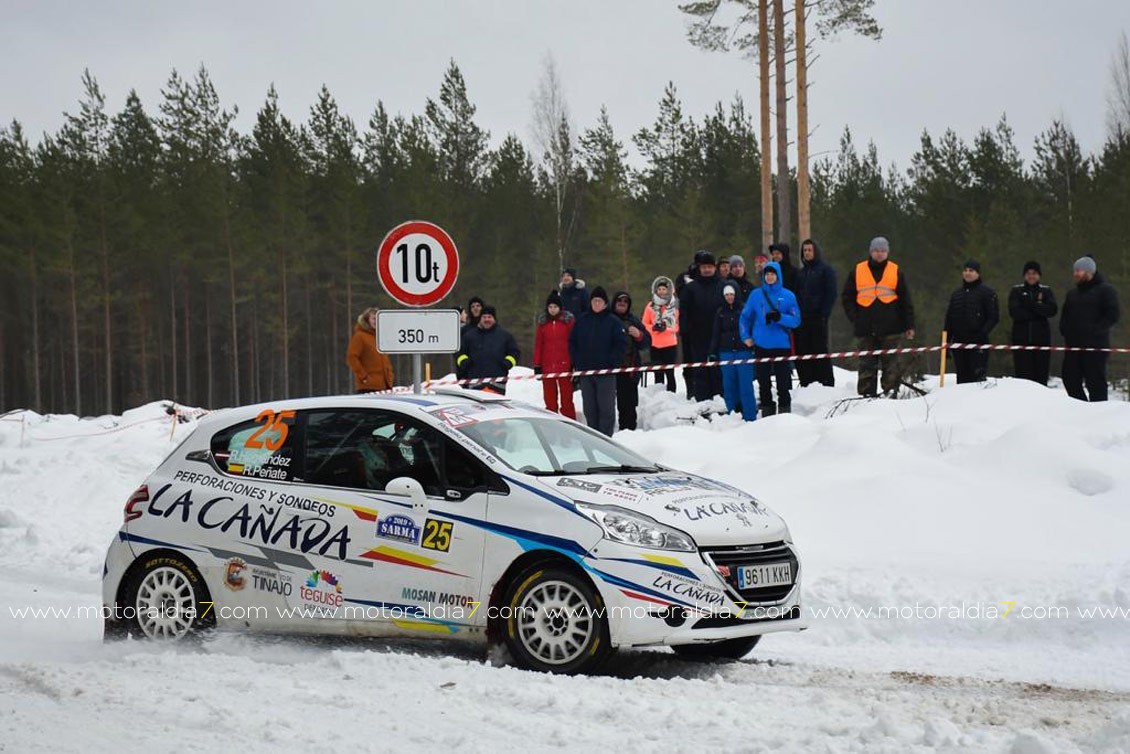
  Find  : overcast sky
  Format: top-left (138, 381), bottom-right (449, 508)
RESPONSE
top-left (3, 0), bottom-right (1129, 171)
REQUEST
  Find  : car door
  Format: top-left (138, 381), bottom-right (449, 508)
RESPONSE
top-left (299, 408), bottom-right (489, 635)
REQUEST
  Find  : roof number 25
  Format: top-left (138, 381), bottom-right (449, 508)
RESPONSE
top-left (246, 409), bottom-right (297, 451)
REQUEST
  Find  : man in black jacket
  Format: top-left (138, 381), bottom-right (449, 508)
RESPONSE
top-left (944, 259), bottom-right (1000, 383)
top-left (769, 243), bottom-right (798, 292)
top-left (1008, 261), bottom-right (1058, 385)
top-left (1060, 256), bottom-right (1121, 401)
top-left (680, 250), bottom-right (725, 401)
top-left (611, 291), bottom-right (652, 431)
top-left (455, 305), bottom-right (520, 394)
top-left (569, 287), bottom-right (629, 435)
top-left (559, 268), bottom-right (590, 320)
top-left (794, 238), bottom-right (838, 386)
top-left (727, 255), bottom-right (755, 300)
top-left (841, 236), bottom-right (916, 397)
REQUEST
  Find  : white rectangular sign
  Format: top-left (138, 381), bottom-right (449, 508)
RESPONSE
top-left (376, 309), bottom-right (462, 354)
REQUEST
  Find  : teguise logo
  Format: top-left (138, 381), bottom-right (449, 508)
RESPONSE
top-left (377, 514), bottom-right (421, 545)
top-left (300, 569), bottom-right (344, 609)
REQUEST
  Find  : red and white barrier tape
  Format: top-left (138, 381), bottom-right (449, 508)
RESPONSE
top-left (405, 341), bottom-right (1130, 390)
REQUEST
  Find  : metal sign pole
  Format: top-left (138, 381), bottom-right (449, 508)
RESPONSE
top-left (413, 353), bottom-right (423, 394)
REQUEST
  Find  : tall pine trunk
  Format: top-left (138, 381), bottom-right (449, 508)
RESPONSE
top-left (225, 214), bottom-right (240, 405)
top-left (98, 196), bottom-right (112, 413)
top-left (67, 239), bottom-right (81, 415)
top-left (279, 244), bottom-right (289, 397)
top-left (795, 0), bottom-right (811, 241)
top-left (170, 270), bottom-right (177, 400)
top-left (759, 0), bottom-right (773, 250)
top-left (773, 0), bottom-right (791, 244)
top-left (29, 246), bottom-right (42, 411)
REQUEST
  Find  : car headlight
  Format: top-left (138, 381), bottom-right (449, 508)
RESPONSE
top-left (575, 503), bottom-right (695, 552)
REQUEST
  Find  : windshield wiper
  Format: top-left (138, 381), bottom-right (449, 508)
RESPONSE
top-left (575, 464), bottom-right (659, 474)
top-left (524, 469), bottom-right (572, 476)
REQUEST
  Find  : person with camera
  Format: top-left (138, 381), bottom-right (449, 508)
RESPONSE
top-left (642, 275), bottom-right (679, 392)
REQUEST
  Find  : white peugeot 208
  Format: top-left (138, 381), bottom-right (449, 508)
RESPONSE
top-left (103, 388), bottom-right (804, 673)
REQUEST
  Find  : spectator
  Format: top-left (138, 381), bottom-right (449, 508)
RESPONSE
top-left (752, 253), bottom-right (770, 281)
top-left (534, 291), bottom-right (577, 419)
top-left (612, 291), bottom-right (652, 431)
top-left (794, 238), bottom-right (838, 387)
top-left (769, 242), bottom-right (798, 291)
top-left (1060, 256), bottom-right (1121, 402)
top-left (728, 255), bottom-right (755, 300)
top-left (680, 250), bottom-right (726, 401)
top-left (841, 236), bottom-right (916, 398)
top-left (741, 262), bottom-right (801, 415)
top-left (1009, 261), bottom-right (1058, 385)
top-left (668, 253), bottom-right (696, 300)
top-left (569, 287), bottom-right (628, 436)
top-left (944, 259), bottom-right (1000, 384)
top-left (711, 283), bottom-right (757, 421)
top-left (559, 268), bottom-right (590, 320)
top-left (346, 307), bottom-right (395, 393)
top-left (642, 276), bottom-right (680, 392)
top-left (455, 305), bottom-right (520, 394)
top-left (462, 296), bottom-right (484, 335)
top-left (717, 256), bottom-right (732, 281)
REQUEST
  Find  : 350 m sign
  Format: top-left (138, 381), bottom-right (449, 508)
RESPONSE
top-left (376, 221), bottom-right (460, 307)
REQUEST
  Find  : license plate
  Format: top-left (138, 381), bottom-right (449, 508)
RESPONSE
top-left (736, 562), bottom-right (792, 589)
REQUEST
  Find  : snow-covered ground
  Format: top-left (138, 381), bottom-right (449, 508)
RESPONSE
top-left (2, 370), bottom-right (1129, 752)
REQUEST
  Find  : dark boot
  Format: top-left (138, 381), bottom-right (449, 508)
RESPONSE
top-left (760, 402), bottom-right (777, 417)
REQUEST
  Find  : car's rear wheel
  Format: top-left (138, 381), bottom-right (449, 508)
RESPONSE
top-left (672, 635), bottom-right (761, 661)
top-left (503, 566), bottom-right (612, 674)
top-left (124, 553), bottom-right (215, 641)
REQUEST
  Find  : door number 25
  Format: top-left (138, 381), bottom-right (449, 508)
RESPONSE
top-left (422, 519), bottom-right (453, 552)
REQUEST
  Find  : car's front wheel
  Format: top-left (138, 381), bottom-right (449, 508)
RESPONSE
top-left (672, 635), bottom-right (761, 661)
top-left (502, 566), bottom-right (612, 674)
top-left (123, 552), bottom-right (215, 641)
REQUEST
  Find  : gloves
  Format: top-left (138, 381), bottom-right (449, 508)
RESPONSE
top-left (707, 354), bottom-right (718, 363)
top-left (765, 311), bottom-right (782, 324)
top-left (654, 321), bottom-right (667, 332)
top-left (533, 365), bottom-right (543, 375)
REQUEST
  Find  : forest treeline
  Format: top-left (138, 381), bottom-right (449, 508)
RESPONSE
top-left (1, 61), bottom-right (1128, 414)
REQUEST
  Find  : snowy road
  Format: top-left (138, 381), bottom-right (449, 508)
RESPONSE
top-left (2, 373), bottom-right (1129, 751)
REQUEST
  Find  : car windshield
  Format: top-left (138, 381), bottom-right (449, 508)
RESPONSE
top-left (457, 417), bottom-right (658, 475)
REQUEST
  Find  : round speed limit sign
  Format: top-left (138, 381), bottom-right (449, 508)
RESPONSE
top-left (376, 221), bottom-right (460, 307)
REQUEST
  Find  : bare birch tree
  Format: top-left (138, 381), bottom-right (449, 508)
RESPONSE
top-left (1109, 31), bottom-right (1130, 138)
top-left (531, 54), bottom-right (577, 273)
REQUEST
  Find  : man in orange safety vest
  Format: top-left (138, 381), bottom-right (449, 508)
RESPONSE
top-left (841, 236), bottom-right (916, 397)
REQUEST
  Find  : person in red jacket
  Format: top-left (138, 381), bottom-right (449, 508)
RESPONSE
top-left (534, 291), bottom-right (577, 418)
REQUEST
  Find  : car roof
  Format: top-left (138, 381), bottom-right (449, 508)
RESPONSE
top-left (191, 388), bottom-right (554, 433)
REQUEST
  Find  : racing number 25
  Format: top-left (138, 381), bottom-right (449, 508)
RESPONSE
top-left (246, 409), bottom-right (296, 451)
top-left (422, 519), bottom-right (453, 552)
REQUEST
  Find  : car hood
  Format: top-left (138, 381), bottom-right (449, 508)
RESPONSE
top-left (548, 471), bottom-right (789, 547)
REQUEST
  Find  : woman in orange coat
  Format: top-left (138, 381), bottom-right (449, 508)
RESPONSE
top-left (347, 307), bottom-right (395, 392)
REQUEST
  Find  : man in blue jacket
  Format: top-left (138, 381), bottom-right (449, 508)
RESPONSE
top-left (794, 238), bottom-right (838, 387)
top-left (740, 262), bottom-right (801, 416)
top-left (569, 287), bottom-right (629, 435)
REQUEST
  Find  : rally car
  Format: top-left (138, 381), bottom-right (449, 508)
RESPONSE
top-left (103, 388), bottom-right (804, 673)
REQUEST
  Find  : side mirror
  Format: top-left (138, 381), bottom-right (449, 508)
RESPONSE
top-left (385, 477), bottom-right (427, 511)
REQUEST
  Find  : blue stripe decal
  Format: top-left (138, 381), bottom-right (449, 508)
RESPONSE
top-left (119, 531), bottom-right (207, 553)
top-left (606, 557), bottom-right (701, 580)
top-left (591, 568), bottom-right (697, 608)
top-left (502, 476), bottom-right (580, 515)
top-left (442, 510), bottom-right (590, 557)
top-left (344, 598), bottom-right (461, 631)
top-left (343, 597), bottom-right (427, 618)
